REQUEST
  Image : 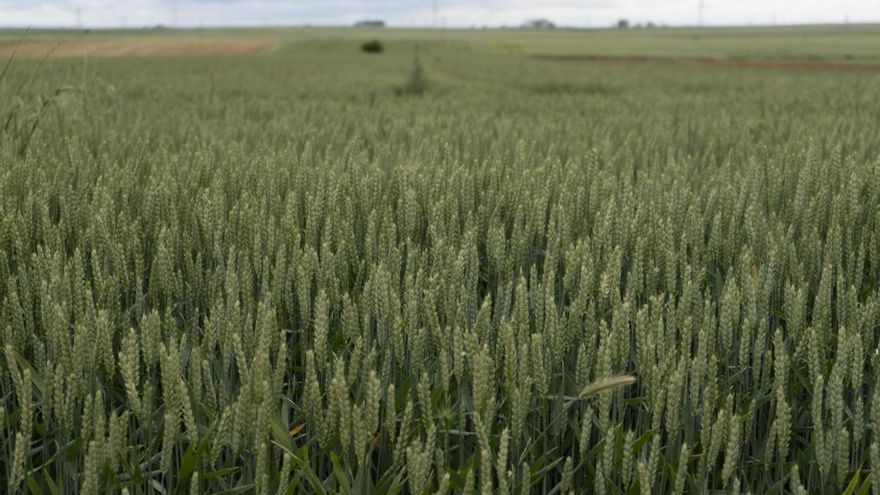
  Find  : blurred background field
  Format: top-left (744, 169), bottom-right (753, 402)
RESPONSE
top-left (3, 24), bottom-right (880, 61)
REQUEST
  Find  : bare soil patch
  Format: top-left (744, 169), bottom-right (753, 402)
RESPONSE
top-left (0, 39), bottom-right (277, 58)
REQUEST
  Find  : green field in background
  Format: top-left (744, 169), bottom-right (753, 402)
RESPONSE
top-left (2, 24), bottom-right (880, 61)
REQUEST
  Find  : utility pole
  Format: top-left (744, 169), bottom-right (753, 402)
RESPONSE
top-left (172, 0), bottom-right (178, 27)
top-left (75, 7), bottom-right (83, 30)
top-left (432, 0), bottom-right (438, 28)
top-left (698, 0), bottom-right (705, 26)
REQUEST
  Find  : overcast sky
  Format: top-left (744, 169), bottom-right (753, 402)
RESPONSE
top-left (1, 0), bottom-right (877, 29)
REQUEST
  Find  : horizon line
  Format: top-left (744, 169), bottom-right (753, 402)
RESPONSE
top-left (1, 21), bottom-right (879, 31)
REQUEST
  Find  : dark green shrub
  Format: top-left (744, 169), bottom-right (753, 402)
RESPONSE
top-left (361, 40), bottom-right (384, 53)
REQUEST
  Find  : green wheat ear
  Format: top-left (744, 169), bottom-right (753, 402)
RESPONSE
top-left (580, 375), bottom-right (637, 398)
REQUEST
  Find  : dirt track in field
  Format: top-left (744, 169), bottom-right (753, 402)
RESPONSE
top-left (0, 39), bottom-right (277, 57)
top-left (534, 54), bottom-right (880, 72)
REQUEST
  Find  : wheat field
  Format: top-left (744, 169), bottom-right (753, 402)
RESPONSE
top-left (1, 27), bottom-right (880, 494)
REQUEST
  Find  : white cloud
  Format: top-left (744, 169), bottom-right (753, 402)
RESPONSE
top-left (0, 0), bottom-right (877, 28)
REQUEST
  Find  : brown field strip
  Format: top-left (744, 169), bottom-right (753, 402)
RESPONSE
top-left (534, 54), bottom-right (880, 72)
top-left (0, 38), bottom-right (277, 57)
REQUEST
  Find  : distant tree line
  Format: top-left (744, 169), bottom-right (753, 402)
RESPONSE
top-left (354, 20), bottom-right (385, 27)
